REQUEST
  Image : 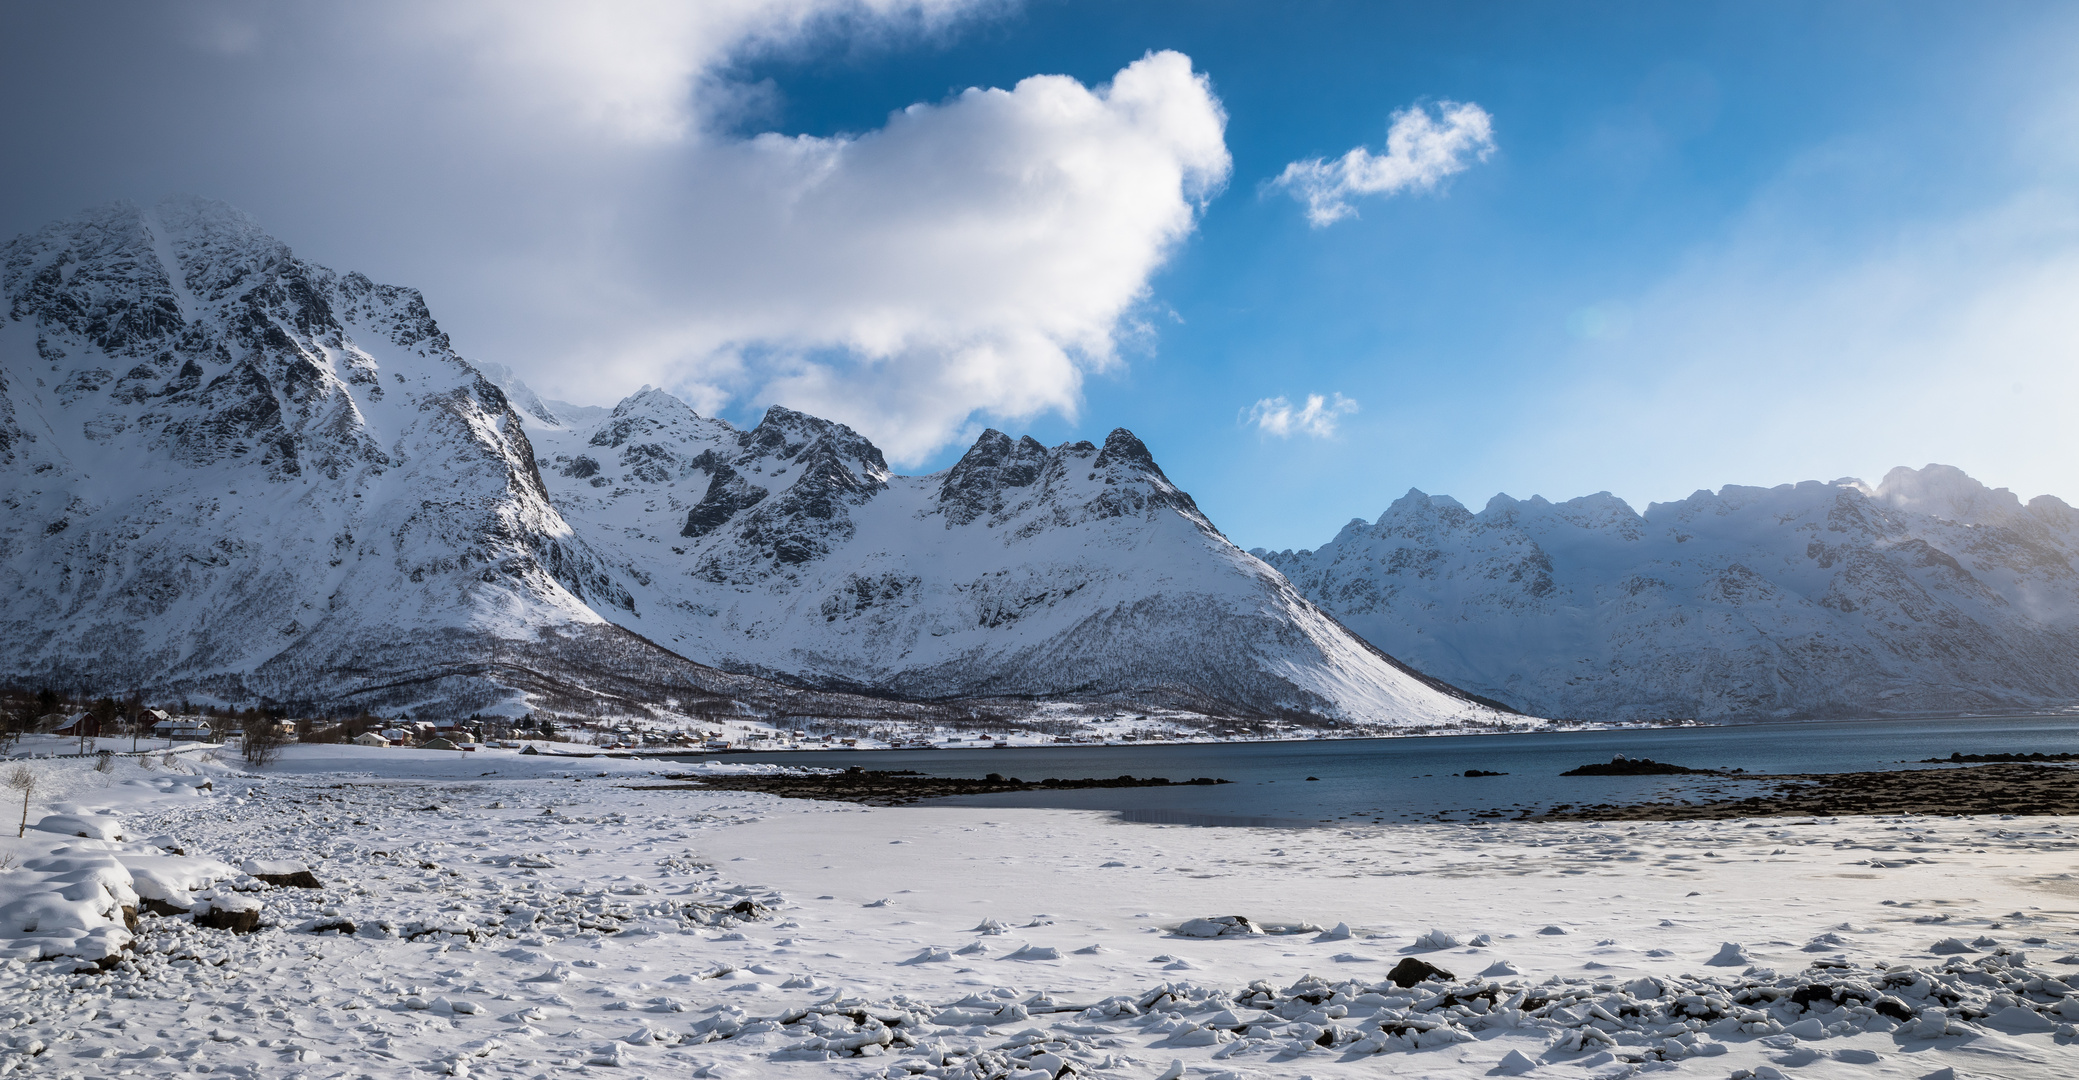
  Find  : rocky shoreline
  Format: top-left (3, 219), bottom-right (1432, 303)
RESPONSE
top-left (1540, 762), bottom-right (2079, 821)
top-left (638, 768), bottom-right (1231, 806)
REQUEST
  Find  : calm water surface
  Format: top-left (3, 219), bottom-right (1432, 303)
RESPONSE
top-left (690, 714), bottom-right (2079, 826)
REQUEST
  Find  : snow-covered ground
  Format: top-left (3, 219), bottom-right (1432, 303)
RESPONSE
top-left (0, 745), bottom-right (2073, 1079)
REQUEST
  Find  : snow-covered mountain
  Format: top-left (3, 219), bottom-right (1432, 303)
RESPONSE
top-left (1257, 471), bottom-right (2079, 721)
top-left (1, 197), bottom-right (1507, 731)
top-left (0, 197), bottom-right (964, 723)
top-left (504, 384), bottom-right (1507, 727)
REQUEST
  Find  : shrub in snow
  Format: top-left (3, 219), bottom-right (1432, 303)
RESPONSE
top-left (7, 764), bottom-right (35, 837)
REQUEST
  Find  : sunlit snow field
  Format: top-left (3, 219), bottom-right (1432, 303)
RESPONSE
top-left (0, 741), bottom-right (2074, 1080)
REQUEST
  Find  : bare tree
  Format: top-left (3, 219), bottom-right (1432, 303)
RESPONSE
top-left (6, 765), bottom-right (36, 838)
top-left (241, 714), bottom-right (289, 767)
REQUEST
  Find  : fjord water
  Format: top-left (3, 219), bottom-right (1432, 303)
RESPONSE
top-left (717, 715), bottom-right (2079, 825)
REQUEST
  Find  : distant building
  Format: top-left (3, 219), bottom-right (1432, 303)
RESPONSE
top-left (153, 718), bottom-right (213, 741)
top-left (50, 713), bottom-right (100, 737)
top-left (352, 731), bottom-right (389, 747)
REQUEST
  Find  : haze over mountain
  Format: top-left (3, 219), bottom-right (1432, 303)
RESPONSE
top-left (1258, 469), bottom-right (2079, 721)
top-left (0, 197), bottom-right (1507, 732)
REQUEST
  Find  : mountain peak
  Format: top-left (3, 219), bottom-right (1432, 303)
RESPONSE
top-left (1874, 463), bottom-right (2022, 526)
top-left (940, 428), bottom-right (1051, 525)
top-left (1093, 428), bottom-right (1165, 479)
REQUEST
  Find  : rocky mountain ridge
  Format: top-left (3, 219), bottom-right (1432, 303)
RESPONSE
top-left (0, 197), bottom-right (1509, 732)
top-left (510, 375), bottom-right (1505, 726)
top-left (1257, 468), bottom-right (2079, 720)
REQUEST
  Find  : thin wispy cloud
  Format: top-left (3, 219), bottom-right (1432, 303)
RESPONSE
top-left (1246, 393), bottom-right (1358, 438)
top-left (1273, 101), bottom-right (1495, 226)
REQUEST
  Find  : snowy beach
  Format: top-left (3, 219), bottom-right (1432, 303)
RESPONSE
top-left (0, 743), bottom-right (2075, 1079)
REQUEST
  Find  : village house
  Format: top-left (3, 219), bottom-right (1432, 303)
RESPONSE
top-left (153, 717), bottom-right (213, 741)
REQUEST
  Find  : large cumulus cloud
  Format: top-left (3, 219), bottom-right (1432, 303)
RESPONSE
top-left (0, 1), bottom-right (1230, 463)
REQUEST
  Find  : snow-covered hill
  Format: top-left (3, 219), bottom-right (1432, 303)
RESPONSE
top-left (508, 384), bottom-right (1507, 728)
top-left (0, 197), bottom-right (1508, 731)
top-left (0, 198), bottom-right (970, 724)
top-left (1257, 470), bottom-right (2079, 720)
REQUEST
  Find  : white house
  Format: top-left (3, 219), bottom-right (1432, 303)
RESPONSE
top-left (352, 731), bottom-right (389, 747)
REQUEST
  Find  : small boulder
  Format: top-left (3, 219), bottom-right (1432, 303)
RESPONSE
top-left (1174, 915), bottom-right (1263, 938)
top-left (32, 813), bottom-right (123, 841)
top-left (1705, 941), bottom-right (1752, 966)
top-left (138, 897), bottom-right (191, 918)
top-left (1983, 1005), bottom-right (2055, 1033)
top-left (243, 859), bottom-right (321, 889)
top-left (1387, 956), bottom-right (1454, 988)
top-left (194, 896), bottom-right (261, 934)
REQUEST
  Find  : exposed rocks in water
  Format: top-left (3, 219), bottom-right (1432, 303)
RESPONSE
top-left (1541, 762), bottom-right (2079, 821)
top-left (641, 770), bottom-right (1231, 807)
top-left (1462, 769), bottom-right (1507, 777)
top-left (1561, 756), bottom-right (1718, 776)
top-left (1922, 750), bottom-right (2079, 764)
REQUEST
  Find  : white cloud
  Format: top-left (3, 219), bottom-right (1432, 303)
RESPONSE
top-left (355, 5), bottom-right (1229, 464)
top-left (651, 50), bottom-right (1231, 462)
top-left (1273, 101), bottom-right (1495, 226)
top-left (397, 0), bottom-right (980, 144)
top-left (1246, 393), bottom-right (1358, 438)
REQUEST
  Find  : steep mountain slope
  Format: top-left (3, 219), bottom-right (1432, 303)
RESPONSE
top-left (1257, 470), bottom-right (2079, 720)
top-left (511, 386), bottom-right (1513, 728)
top-left (0, 198), bottom-right (944, 722)
top-left (2, 197), bottom-right (1512, 731)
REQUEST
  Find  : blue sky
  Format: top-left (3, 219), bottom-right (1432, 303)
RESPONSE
top-left (729, 1), bottom-right (2079, 548)
top-left (3, 2), bottom-right (2075, 549)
